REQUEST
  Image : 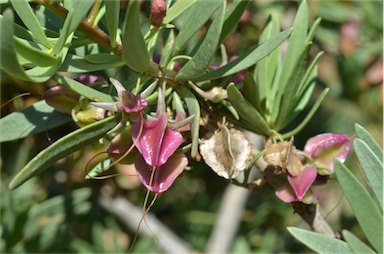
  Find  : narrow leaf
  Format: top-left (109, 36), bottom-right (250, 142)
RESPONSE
top-left (227, 83), bottom-right (270, 135)
top-left (163, 0), bottom-right (221, 64)
top-left (193, 27), bottom-right (293, 82)
top-left (105, 1), bottom-right (120, 48)
top-left (243, 72), bottom-right (263, 113)
top-left (334, 160), bottom-right (383, 253)
top-left (163, 0), bottom-right (198, 24)
top-left (122, 0), bottom-right (150, 72)
top-left (10, 0), bottom-right (52, 48)
top-left (355, 123), bottom-right (383, 161)
top-left (342, 230), bottom-right (376, 254)
top-left (54, 75), bottom-right (115, 103)
top-left (287, 227), bottom-right (350, 254)
top-left (9, 116), bottom-right (119, 189)
top-left (219, 0), bottom-right (250, 44)
top-left (0, 100), bottom-right (71, 143)
top-left (52, 0), bottom-right (94, 55)
top-left (14, 37), bottom-right (59, 67)
top-left (354, 138), bottom-right (383, 208)
top-left (59, 53), bottom-right (124, 73)
top-left (175, 0), bottom-right (225, 81)
top-left (179, 86), bottom-right (200, 158)
top-left (84, 53), bottom-right (121, 64)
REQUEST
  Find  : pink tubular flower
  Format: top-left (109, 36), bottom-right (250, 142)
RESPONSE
top-left (131, 88), bottom-right (183, 167)
top-left (304, 133), bottom-right (351, 174)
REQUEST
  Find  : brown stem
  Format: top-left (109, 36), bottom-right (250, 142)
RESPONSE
top-left (33, 0), bottom-right (122, 55)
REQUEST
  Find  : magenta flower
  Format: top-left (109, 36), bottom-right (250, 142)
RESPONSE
top-left (135, 153), bottom-right (188, 193)
top-left (304, 133), bottom-right (351, 174)
top-left (131, 88), bottom-right (183, 167)
top-left (92, 78), bottom-right (147, 114)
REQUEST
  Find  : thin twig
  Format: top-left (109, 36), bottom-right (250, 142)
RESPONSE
top-left (99, 195), bottom-right (194, 254)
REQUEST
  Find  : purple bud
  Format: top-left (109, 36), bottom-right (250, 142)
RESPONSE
top-left (44, 86), bottom-right (79, 114)
top-left (150, 0), bottom-right (166, 27)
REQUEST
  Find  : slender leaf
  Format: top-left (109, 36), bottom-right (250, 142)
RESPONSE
top-left (122, 0), bottom-right (150, 72)
top-left (9, 116), bottom-right (119, 189)
top-left (59, 53), bottom-right (124, 73)
top-left (163, 0), bottom-right (198, 24)
top-left (334, 160), bottom-right (383, 253)
top-left (14, 37), bottom-right (59, 67)
top-left (164, 0), bottom-right (222, 65)
top-left (287, 227), bottom-right (350, 254)
top-left (227, 83), bottom-right (271, 135)
top-left (342, 230), bottom-right (376, 254)
top-left (10, 0), bottom-right (52, 48)
top-left (256, 14), bottom-right (280, 106)
top-left (355, 123), bottom-right (383, 161)
top-left (0, 100), bottom-right (71, 143)
top-left (243, 72), bottom-right (263, 114)
top-left (179, 86), bottom-right (200, 158)
top-left (105, 1), bottom-right (120, 48)
top-left (175, 0), bottom-right (226, 81)
top-left (193, 27), bottom-right (293, 82)
top-left (85, 159), bottom-right (111, 179)
top-left (275, 43), bottom-right (311, 129)
top-left (84, 53), bottom-right (121, 64)
top-left (219, 0), bottom-right (250, 44)
top-left (52, 0), bottom-right (94, 55)
top-left (54, 75), bottom-right (115, 103)
top-left (354, 138), bottom-right (383, 208)
top-left (281, 88), bottom-right (329, 139)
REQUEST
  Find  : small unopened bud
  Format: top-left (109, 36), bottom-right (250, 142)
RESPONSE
top-left (150, 0), bottom-right (166, 27)
top-left (44, 86), bottom-right (79, 114)
top-left (72, 101), bottom-right (106, 127)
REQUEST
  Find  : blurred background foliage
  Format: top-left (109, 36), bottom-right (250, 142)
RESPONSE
top-left (1, 0), bottom-right (382, 253)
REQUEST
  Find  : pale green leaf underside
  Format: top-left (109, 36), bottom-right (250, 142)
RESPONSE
top-left (342, 230), bottom-right (376, 254)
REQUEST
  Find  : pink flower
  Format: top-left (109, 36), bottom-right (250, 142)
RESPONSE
top-left (131, 88), bottom-right (186, 193)
top-left (304, 133), bottom-right (351, 174)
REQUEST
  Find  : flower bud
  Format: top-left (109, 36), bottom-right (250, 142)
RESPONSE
top-left (44, 86), bottom-right (79, 114)
top-left (72, 101), bottom-right (106, 127)
top-left (150, 0), bottom-right (166, 27)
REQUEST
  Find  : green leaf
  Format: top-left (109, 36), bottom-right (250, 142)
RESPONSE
top-left (163, 0), bottom-right (221, 64)
top-left (275, 43), bottom-right (311, 129)
top-left (227, 83), bottom-right (271, 135)
top-left (85, 159), bottom-right (111, 179)
top-left (0, 100), bottom-right (71, 143)
top-left (334, 160), bottom-right (383, 253)
top-left (219, 0), bottom-right (250, 44)
top-left (10, 0), bottom-right (52, 48)
top-left (9, 116), bottom-right (119, 189)
top-left (122, 0), bottom-right (150, 72)
top-left (355, 123), bottom-right (383, 161)
top-left (243, 72), bottom-right (263, 114)
top-left (179, 86), bottom-right (200, 158)
top-left (14, 37), bottom-right (59, 67)
top-left (342, 230), bottom-right (376, 254)
top-left (54, 75), bottom-right (115, 102)
top-left (105, 1), bottom-right (120, 48)
top-left (175, 0), bottom-right (226, 81)
top-left (163, 0), bottom-right (198, 24)
top-left (282, 88), bottom-right (329, 139)
top-left (59, 53), bottom-right (124, 73)
top-left (84, 53), bottom-right (122, 64)
top-left (256, 14), bottom-right (280, 106)
top-left (271, 0), bottom-right (308, 124)
top-left (193, 27), bottom-right (293, 82)
top-left (287, 227), bottom-right (350, 254)
top-left (52, 0), bottom-right (94, 55)
top-left (354, 138), bottom-right (383, 209)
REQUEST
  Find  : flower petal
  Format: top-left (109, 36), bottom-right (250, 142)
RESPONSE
top-left (275, 184), bottom-right (299, 203)
top-left (288, 165), bottom-right (317, 201)
top-left (304, 133), bottom-right (351, 173)
top-left (135, 154), bottom-right (187, 193)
